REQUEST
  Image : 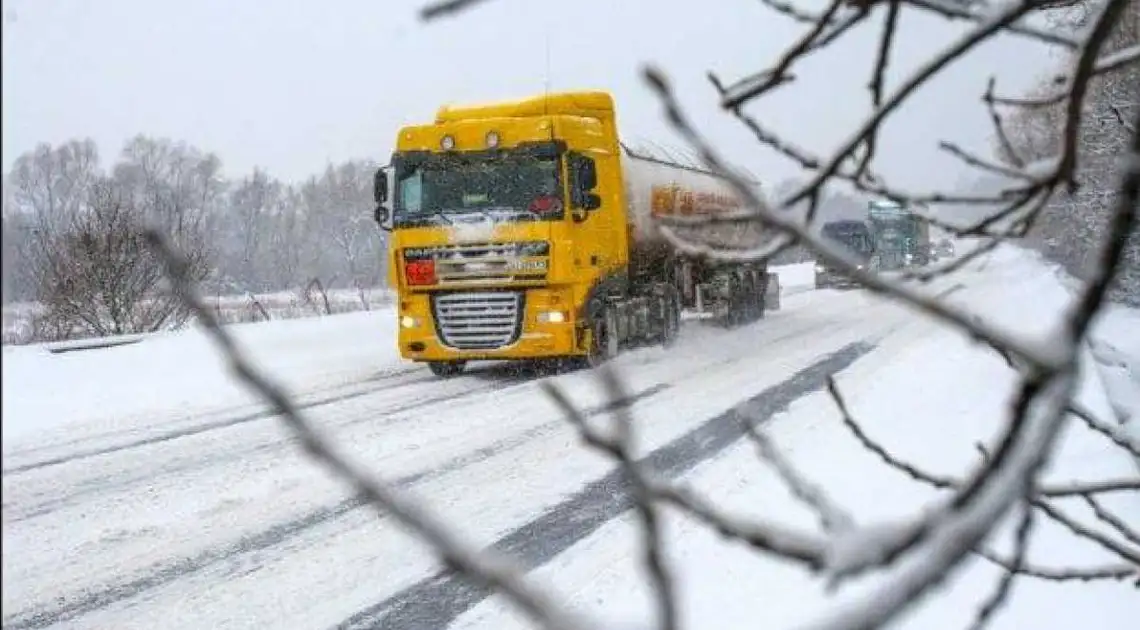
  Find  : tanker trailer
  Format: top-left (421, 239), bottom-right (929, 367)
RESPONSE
top-left (371, 89), bottom-right (781, 376)
top-left (620, 143), bottom-right (781, 327)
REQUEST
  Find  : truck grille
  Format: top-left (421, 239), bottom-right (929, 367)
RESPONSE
top-left (432, 291), bottom-right (524, 350)
top-left (404, 242), bottom-right (549, 286)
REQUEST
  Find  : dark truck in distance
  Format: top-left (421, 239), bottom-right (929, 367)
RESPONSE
top-left (867, 200), bottom-right (931, 270)
top-left (814, 219), bottom-right (874, 289)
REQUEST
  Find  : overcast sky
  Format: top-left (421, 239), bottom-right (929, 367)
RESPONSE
top-left (2, 0), bottom-right (1057, 192)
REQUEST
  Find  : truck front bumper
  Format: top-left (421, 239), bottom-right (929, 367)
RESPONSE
top-left (394, 287), bottom-right (586, 362)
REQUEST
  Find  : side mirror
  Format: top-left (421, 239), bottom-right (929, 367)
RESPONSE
top-left (569, 153), bottom-right (600, 212)
top-left (374, 204), bottom-right (390, 226)
top-left (373, 167), bottom-right (389, 204)
top-left (578, 158), bottom-right (597, 192)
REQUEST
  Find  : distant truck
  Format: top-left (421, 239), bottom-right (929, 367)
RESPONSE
top-left (867, 201), bottom-right (931, 270)
top-left (371, 90), bottom-right (781, 377)
top-left (814, 220), bottom-right (874, 289)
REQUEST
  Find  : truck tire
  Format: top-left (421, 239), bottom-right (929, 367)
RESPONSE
top-left (752, 269), bottom-right (767, 319)
top-left (584, 307), bottom-right (619, 368)
top-left (428, 361), bottom-right (466, 378)
top-left (743, 272), bottom-right (760, 322)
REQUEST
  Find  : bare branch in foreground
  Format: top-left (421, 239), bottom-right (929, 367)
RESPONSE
top-left (988, 44), bottom-right (1140, 108)
top-left (641, 53), bottom-right (1140, 628)
top-left (650, 480), bottom-right (829, 570)
top-left (1070, 402), bottom-right (1140, 457)
top-left (740, 418), bottom-right (854, 533)
top-left (419, 0), bottom-right (491, 21)
top-left (975, 547), bottom-right (1138, 583)
top-left (969, 501), bottom-right (1036, 630)
top-left (829, 376), bottom-right (1140, 499)
top-left (1030, 498), bottom-right (1140, 566)
top-left (1083, 494), bottom-right (1140, 547)
top-left (542, 369), bottom-right (679, 630)
top-left (904, 0), bottom-right (1080, 48)
top-left (143, 229), bottom-right (587, 630)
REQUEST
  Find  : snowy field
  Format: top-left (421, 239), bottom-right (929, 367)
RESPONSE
top-left (2, 250), bottom-right (1137, 629)
top-left (0, 285), bottom-right (396, 346)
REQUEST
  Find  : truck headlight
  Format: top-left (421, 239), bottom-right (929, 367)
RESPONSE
top-left (814, 264), bottom-right (826, 274)
top-left (400, 315), bottom-right (420, 329)
top-left (537, 311), bottom-right (567, 324)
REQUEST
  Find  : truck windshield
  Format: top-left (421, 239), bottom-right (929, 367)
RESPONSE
top-left (394, 154), bottom-right (562, 225)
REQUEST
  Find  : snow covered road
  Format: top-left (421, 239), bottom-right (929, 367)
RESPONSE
top-left (4, 250), bottom-right (1135, 630)
top-left (2, 275), bottom-right (924, 630)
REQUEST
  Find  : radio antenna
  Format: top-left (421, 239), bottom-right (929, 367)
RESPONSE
top-left (542, 19), bottom-right (551, 114)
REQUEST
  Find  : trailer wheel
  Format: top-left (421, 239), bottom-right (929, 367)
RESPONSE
top-left (724, 273), bottom-right (744, 328)
top-left (661, 287), bottom-right (682, 347)
top-left (741, 273), bottom-right (759, 322)
top-left (752, 270), bottom-right (767, 319)
top-left (427, 361), bottom-right (466, 378)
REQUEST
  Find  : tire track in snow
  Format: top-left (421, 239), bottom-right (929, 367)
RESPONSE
top-left (334, 341), bottom-right (875, 630)
top-left (4, 370), bottom-right (542, 523)
top-left (3, 367), bottom-right (435, 475)
top-left (3, 364), bottom-right (425, 459)
top-left (0, 383), bottom-right (671, 630)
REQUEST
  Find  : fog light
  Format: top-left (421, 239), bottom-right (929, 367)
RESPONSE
top-left (538, 311), bottom-right (567, 324)
top-left (400, 315), bottom-right (420, 329)
top-left (440, 135), bottom-right (456, 151)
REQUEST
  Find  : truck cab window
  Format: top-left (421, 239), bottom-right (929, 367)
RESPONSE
top-left (400, 170), bottom-right (423, 213)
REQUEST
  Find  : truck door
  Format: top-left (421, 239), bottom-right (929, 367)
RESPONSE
top-left (568, 151), bottom-right (627, 290)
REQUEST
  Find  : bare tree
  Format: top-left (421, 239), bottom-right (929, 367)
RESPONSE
top-left (298, 160), bottom-right (387, 291)
top-left (1000, 0), bottom-right (1140, 304)
top-left (143, 0), bottom-right (1140, 629)
top-left (4, 140), bottom-right (102, 304)
top-left (37, 177), bottom-right (212, 338)
top-left (218, 167), bottom-right (288, 291)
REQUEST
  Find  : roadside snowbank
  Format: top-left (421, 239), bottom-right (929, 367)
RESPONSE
top-left (453, 243), bottom-right (1140, 630)
top-left (1, 310), bottom-right (401, 448)
top-left (773, 261), bottom-right (816, 296)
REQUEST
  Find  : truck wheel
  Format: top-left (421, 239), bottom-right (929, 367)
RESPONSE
top-left (586, 307), bottom-right (620, 368)
top-left (428, 361), bottom-right (466, 378)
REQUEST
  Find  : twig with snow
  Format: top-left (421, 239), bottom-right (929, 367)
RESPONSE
top-left (988, 43), bottom-right (1140, 108)
top-left (969, 501), bottom-right (1036, 630)
top-left (739, 418), bottom-right (854, 533)
top-left (1082, 494), bottom-right (1140, 547)
top-left (1070, 402), bottom-right (1140, 457)
top-left (976, 547), bottom-right (1137, 582)
top-left (649, 480), bottom-right (830, 569)
top-left (1030, 497), bottom-right (1140, 565)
